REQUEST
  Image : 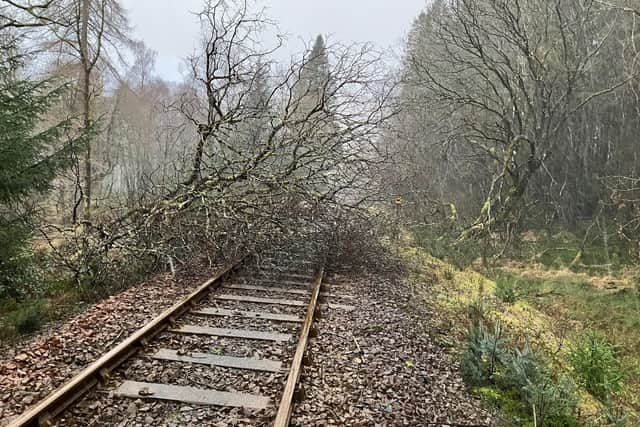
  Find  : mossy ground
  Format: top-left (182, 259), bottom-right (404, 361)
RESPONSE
top-left (0, 277), bottom-right (88, 342)
top-left (398, 231), bottom-right (640, 426)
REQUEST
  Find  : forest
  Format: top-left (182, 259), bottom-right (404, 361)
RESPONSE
top-left (1, 0), bottom-right (640, 426)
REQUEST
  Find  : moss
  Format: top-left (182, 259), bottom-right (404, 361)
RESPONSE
top-left (399, 236), bottom-right (640, 425)
top-left (474, 387), bottom-right (534, 426)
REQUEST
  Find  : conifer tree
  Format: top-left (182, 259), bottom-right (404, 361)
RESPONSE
top-left (0, 48), bottom-right (89, 297)
top-left (298, 34), bottom-right (330, 111)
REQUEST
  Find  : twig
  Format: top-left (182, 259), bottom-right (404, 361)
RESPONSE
top-left (350, 332), bottom-right (364, 360)
top-left (104, 328), bottom-right (125, 350)
top-left (534, 290), bottom-right (564, 298)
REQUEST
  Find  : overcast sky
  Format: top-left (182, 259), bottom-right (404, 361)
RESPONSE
top-left (120, 0), bottom-right (426, 82)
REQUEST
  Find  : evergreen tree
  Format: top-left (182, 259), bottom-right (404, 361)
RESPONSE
top-left (0, 48), bottom-right (89, 298)
top-left (307, 34), bottom-right (329, 94)
top-left (294, 34), bottom-right (331, 118)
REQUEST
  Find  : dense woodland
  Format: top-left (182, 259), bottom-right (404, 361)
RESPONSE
top-left (391, 0), bottom-right (640, 258)
top-left (2, 0), bottom-right (640, 425)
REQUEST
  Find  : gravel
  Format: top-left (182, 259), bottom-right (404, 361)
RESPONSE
top-left (291, 272), bottom-right (495, 426)
top-left (2, 263), bottom-right (493, 426)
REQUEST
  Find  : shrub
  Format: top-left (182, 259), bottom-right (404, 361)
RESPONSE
top-left (496, 344), bottom-right (543, 390)
top-left (498, 344), bottom-right (579, 426)
top-left (466, 297), bottom-right (490, 326)
top-left (461, 314), bottom-right (582, 426)
top-left (569, 331), bottom-right (623, 400)
top-left (0, 227), bottom-right (43, 299)
top-left (462, 320), bottom-right (507, 386)
top-left (12, 301), bottom-right (47, 335)
top-left (600, 401), bottom-right (628, 427)
top-left (523, 375), bottom-right (579, 427)
top-left (495, 276), bottom-right (518, 303)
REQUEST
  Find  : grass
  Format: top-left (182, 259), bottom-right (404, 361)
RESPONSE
top-left (0, 235), bottom-right (161, 342)
top-left (399, 230), bottom-right (640, 426)
top-left (0, 278), bottom-right (87, 341)
top-left (500, 272), bottom-right (640, 413)
top-left (0, 263), bottom-right (153, 342)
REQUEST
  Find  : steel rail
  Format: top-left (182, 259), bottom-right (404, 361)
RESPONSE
top-left (8, 260), bottom-right (242, 427)
top-left (273, 268), bottom-right (324, 427)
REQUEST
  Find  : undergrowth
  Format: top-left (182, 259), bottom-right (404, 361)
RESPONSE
top-left (0, 250), bottom-right (155, 341)
top-left (401, 230), bottom-right (640, 426)
top-left (570, 332), bottom-right (624, 400)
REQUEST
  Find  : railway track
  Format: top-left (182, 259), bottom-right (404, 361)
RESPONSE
top-left (7, 253), bottom-right (355, 426)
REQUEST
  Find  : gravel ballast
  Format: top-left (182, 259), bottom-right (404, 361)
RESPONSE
top-left (291, 272), bottom-right (494, 426)
top-left (2, 263), bottom-right (493, 426)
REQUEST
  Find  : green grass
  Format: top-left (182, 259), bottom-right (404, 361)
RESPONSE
top-left (475, 386), bottom-right (536, 426)
top-left (411, 223), bottom-right (636, 274)
top-left (507, 274), bottom-right (640, 360)
top-left (500, 272), bottom-right (640, 413)
top-left (1, 247), bottom-right (158, 341)
top-left (403, 228), bottom-right (640, 425)
top-left (511, 228), bottom-right (636, 275)
top-left (0, 277), bottom-right (85, 340)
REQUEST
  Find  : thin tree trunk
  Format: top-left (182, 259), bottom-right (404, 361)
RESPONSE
top-left (80, 0), bottom-right (92, 220)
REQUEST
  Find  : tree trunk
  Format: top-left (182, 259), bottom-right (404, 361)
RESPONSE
top-left (80, 0), bottom-right (92, 220)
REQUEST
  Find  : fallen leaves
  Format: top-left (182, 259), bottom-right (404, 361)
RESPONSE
top-left (291, 273), bottom-right (495, 426)
top-left (0, 265), bottom-right (219, 424)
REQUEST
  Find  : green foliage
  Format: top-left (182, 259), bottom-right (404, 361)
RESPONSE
top-left (11, 300), bottom-right (47, 335)
top-left (0, 48), bottom-right (89, 298)
top-left (510, 228), bottom-right (634, 273)
top-left (496, 344), bottom-right (543, 391)
top-left (522, 375), bottom-right (580, 427)
top-left (599, 401), bottom-right (628, 427)
top-left (462, 320), bottom-right (506, 386)
top-left (495, 276), bottom-right (517, 303)
top-left (408, 232), bottom-right (639, 423)
top-left (461, 305), bottom-right (581, 425)
top-left (500, 348), bottom-right (579, 426)
top-left (466, 298), bottom-right (490, 328)
top-left (0, 61), bottom-right (80, 203)
top-left (412, 224), bottom-right (481, 268)
top-left (475, 387), bottom-right (533, 426)
top-left (0, 222), bottom-right (32, 298)
top-left (501, 273), bottom-right (640, 365)
top-left (570, 332), bottom-right (623, 400)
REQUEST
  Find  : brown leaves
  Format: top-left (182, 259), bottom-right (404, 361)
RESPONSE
top-left (0, 267), bottom-right (213, 424)
top-left (292, 274), bottom-right (494, 426)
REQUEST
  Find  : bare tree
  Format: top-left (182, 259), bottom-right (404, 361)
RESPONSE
top-left (42, 0), bottom-right (396, 284)
top-left (44, 0), bottom-right (130, 221)
top-left (394, 0), bottom-right (640, 246)
top-left (0, 0), bottom-right (61, 30)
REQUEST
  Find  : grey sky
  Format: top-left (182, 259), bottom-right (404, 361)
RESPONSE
top-left (120, 0), bottom-right (426, 81)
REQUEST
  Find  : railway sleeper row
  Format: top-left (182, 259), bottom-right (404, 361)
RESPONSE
top-left (8, 256), bottom-right (356, 427)
top-left (111, 272), bottom-right (355, 418)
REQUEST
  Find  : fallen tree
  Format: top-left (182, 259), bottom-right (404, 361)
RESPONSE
top-left (39, 0), bottom-right (397, 286)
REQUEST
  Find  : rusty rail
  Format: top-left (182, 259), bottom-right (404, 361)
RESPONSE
top-left (8, 261), bottom-right (242, 427)
top-left (273, 268), bottom-right (323, 427)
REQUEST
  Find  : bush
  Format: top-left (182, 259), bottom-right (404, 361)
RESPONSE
top-left (496, 344), bottom-right (543, 390)
top-left (461, 312), bottom-right (581, 426)
top-left (11, 301), bottom-right (47, 335)
top-left (411, 225), bottom-right (483, 268)
top-left (0, 223), bottom-right (40, 299)
top-left (497, 344), bottom-right (579, 426)
top-left (569, 331), bottom-right (623, 400)
top-left (523, 375), bottom-right (579, 427)
top-left (462, 320), bottom-right (507, 386)
top-left (495, 276), bottom-right (518, 303)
